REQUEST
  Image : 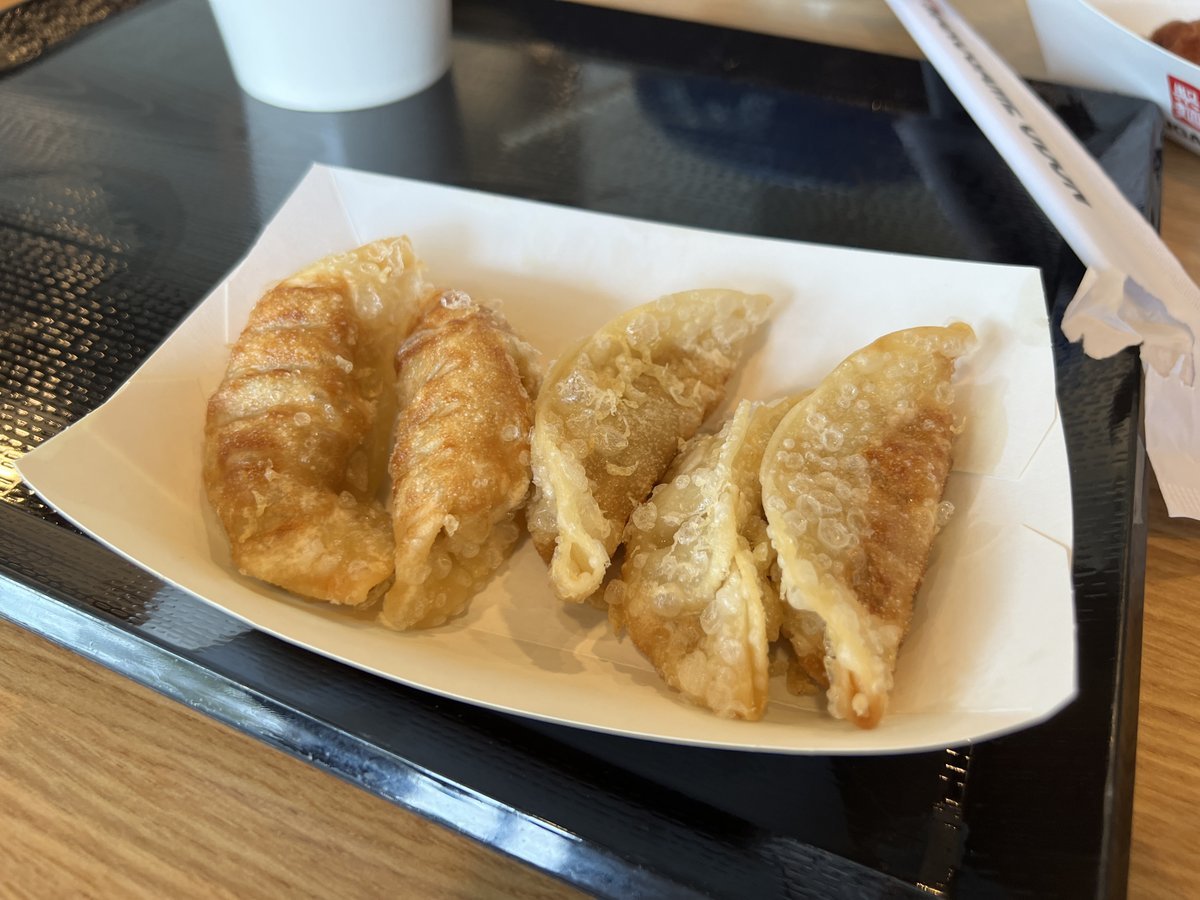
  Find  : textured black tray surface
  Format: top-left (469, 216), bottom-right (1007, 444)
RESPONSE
top-left (0, 0), bottom-right (141, 72)
top-left (0, 0), bottom-right (1151, 896)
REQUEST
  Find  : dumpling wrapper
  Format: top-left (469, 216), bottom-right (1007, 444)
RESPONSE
top-left (527, 289), bottom-right (772, 603)
top-left (204, 237), bottom-right (433, 604)
top-left (381, 291), bottom-right (541, 630)
top-left (610, 398), bottom-right (798, 719)
top-left (761, 323), bottom-right (975, 728)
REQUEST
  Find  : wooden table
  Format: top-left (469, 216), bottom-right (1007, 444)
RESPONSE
top-left (2, 1), bottom-right (1197, 896)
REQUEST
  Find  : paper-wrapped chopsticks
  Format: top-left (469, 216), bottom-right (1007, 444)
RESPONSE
top-left (885, 0), bottom-right (1200, 518)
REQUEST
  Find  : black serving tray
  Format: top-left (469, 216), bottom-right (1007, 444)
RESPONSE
top-left (0, 1), bottom-right (1151, 896)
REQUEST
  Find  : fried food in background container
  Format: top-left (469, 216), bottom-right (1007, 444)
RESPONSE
top-left (1152, 18), bottom-right (1200, 64)
top-left (1028, 0), bottom-right (1200, 155)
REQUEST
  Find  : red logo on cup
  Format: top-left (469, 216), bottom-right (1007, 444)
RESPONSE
top-left (1169, 76), bottom-right (1200, 131)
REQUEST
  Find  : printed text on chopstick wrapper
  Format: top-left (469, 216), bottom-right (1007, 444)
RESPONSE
top-left (922, 0), bottom-right (1089, 206)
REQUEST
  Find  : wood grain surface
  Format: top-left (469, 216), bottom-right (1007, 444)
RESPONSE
top-left (1128, 141), bottom-right (1200, 900)
top-left (2, 2), bottom-right (1198, 897)
top-left (0, 618), bottom-right (581, 900)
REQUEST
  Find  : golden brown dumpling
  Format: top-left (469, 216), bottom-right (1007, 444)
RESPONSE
top-left (527, 290), bottom-right (772, 603)
top-left (761, 323), bottom-right (975, 728)
top-left (204, 237), bottom-right (432, 604)
top-left (775, 607), bottom-right (830, 697)
top-left (610, 398), bottom-right (797, 719)
top-left (381, 291), bottom-right (541, 630)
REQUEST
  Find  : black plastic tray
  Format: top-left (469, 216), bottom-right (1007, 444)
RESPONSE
top-left (0, 0), bottom-right (1151, 896)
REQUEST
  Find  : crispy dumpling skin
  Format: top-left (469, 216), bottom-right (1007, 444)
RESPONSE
top-left (775, 608), bottom-right (830, 696)
top-left (381, 291), bottom-right (541, 630)
top-left (761, 323), bottom-right (975, 728)
top-left (527, 290), bottom-right (772, 603)
top-left (204, 237), bottom-right (432, 604)
top-left (610, 398), bottom-right (797, 719)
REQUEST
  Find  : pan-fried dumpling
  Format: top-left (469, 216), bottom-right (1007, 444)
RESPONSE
top-left (610, 398), bottom-right (797, 719)
top-left (381, 291), bottom-right (541, 630)
top-left (761, 323), bottom-right (975, 728)
top-left (776, 607), bottom-right (830, 696)
top-left (527, 290), bottom-right (772, 603)
top-left (204, 237), bottom-right (432, 604)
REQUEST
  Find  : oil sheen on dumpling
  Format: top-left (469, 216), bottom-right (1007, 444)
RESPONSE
top-left (527, 290), bottom-right (772, 604)
top-left (610, 398), bottom-right (796, 719)
top-left (761, 323), bottom-right (975, 728)
top-left (204, 237), bottom-right (432, 604)
top-left (381, 291), bottom-right (541, 630)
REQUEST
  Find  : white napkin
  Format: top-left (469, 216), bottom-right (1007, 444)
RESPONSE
top-left (885, 0), bottom-right (1200, 518)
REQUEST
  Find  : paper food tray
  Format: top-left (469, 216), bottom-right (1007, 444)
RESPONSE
top-left (17, 164), bottom-right (1077, 754)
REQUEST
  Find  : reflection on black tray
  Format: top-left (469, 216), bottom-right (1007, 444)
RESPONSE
top-left (0, 0), bottom-right (1150, 896)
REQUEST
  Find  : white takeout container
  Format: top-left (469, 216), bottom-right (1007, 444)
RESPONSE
top-left (16, 164), bottom-right (1077, 754)
top-left (1029, 0), bottom-right (1200, 154)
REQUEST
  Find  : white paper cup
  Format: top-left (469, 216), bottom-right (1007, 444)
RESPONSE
top-left (208, 0), bottom-right (450, 112)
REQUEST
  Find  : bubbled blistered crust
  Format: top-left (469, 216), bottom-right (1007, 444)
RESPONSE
top-left (381, 292), bottom-right (540, 630)
top-left (610, 398), bottom-right (795, 719)
top-left (761, 323), bottom-right (974, 728)
top-left (203, 237), bottom-right (433, 604)
top-left (527, 289), bottom-right (772, 603)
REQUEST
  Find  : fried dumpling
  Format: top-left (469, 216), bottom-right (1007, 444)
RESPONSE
top-left (610, 398), bottom-right (797, 719)
top-left (775, 607), bottom-right (830, 697)
top-left (761, 323), bottom-right (975, 728)
top-left (204, 237), bottom-right (432, 604)
top-left (381, 291), bottom-right (541, 630)
top-left (527, 290), bottom-right (772, 603)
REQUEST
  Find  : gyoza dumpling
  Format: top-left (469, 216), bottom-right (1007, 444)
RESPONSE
top-left (775, 607), bottom-right (830, 697)
top-left (381, 291), bottom-right (541, 630)
top-left (761, 323), bottom-right (975, 728)
top-left (204, 238), bottom-right (433, 604)
top-left (610, 398), bottom-right (798, 719)
top-left (527, 290), bottom-right (772, 603)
